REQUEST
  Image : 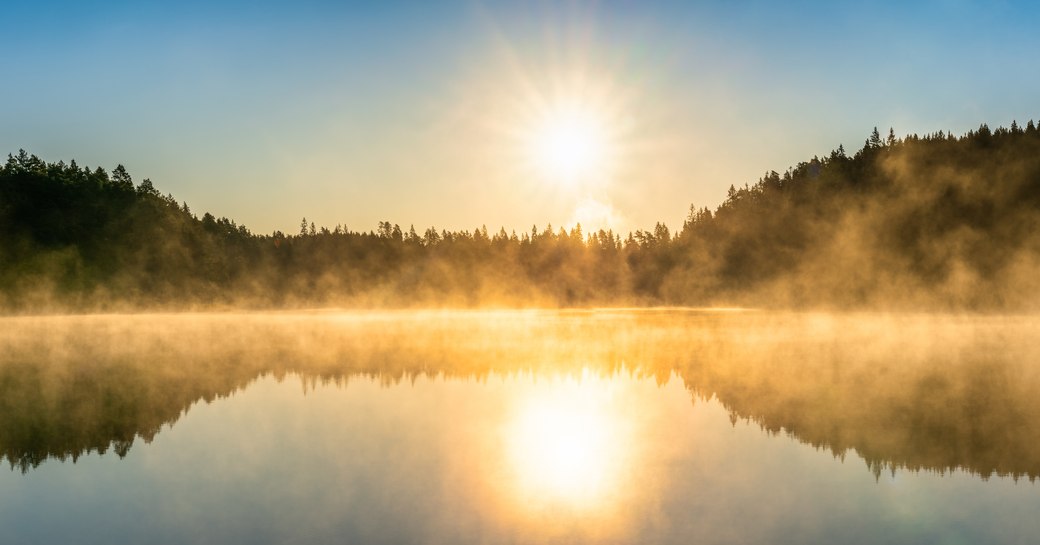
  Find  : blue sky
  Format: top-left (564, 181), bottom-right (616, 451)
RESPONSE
top-left (4, 0), bottom-right (1039, 234)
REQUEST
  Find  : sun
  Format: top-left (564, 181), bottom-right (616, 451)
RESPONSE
top-left (464, 56), bottom-right (633, 197)
top-left (529, 105), bottom-right (609, 183)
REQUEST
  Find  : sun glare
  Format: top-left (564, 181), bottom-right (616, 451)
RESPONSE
top-left (466, 40), bottom-right (636, 226)
top-left (505, 376), bottom-right (627, 509)
top-left (530, 106), bottom-right (608, 183)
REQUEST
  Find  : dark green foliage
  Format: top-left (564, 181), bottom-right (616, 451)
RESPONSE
top-left (0, 151), bottom-right (260, 309)
top-left (5, 120), bottom-right (1040, 311)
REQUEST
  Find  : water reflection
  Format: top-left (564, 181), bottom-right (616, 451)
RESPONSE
top-left (0, 310), bottom-right (1038, 483)
top-left (505, 374), bottom-right (628, 509)
top-left (2, 311), bottom-right (1040, 544)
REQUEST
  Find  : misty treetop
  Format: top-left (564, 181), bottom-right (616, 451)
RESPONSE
top-left (5, 121), bottom-right (1040, 311)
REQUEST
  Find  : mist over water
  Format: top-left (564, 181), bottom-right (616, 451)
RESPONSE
top-left (9, 0), bottom-right (1040, 542)
top-left (1, 310), bottom-right (1039, 544)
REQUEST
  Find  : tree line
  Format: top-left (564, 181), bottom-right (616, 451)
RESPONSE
top-left (5, 120), bottom-right (1040, 311)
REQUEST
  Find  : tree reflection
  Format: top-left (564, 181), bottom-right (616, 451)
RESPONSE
top-left (1, 311), bottom-right (1038, 480)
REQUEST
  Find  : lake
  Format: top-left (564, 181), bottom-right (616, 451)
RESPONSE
top-left (1, 310), bottom-right (1039, 544)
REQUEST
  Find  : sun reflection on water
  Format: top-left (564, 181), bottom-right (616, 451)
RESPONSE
top-left (503, 370), bottom-right (630, 512)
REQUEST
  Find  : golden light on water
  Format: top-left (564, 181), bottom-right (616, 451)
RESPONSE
top-left (503, 373), bottom-right (629, 510)
top-left (510, 395), bottom-right (610, 499)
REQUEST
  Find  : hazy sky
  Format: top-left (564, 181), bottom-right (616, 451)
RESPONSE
top-left (4, 0), bottom-right (1039, 235)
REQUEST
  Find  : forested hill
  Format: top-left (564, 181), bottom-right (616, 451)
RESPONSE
top-left (5, 122), bottom-right (1040, 312)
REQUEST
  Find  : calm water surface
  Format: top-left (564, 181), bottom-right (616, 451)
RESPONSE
top-left (1, 310), bottom-right (1039, 544)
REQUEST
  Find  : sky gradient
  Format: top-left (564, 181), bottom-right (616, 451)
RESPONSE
top-left (5, 0), bottom-right (1040, 235)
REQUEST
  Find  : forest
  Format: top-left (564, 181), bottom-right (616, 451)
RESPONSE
top-left (5, 122), bottom-right (1040, 311)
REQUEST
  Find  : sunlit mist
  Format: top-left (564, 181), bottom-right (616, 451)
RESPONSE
top-left (4, 311), bottom-right (1040, 544)
top-left (504, 373), bottom-right (628, 509)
